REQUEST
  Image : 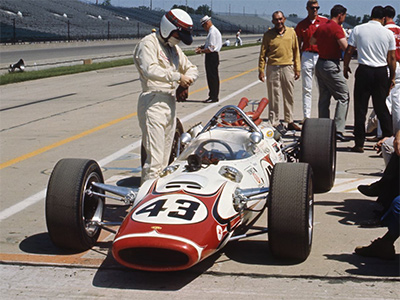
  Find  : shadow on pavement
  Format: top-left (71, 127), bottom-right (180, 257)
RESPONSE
top-left (318, 198), bottom-right (383, 226)
top-left (19, 232), bottom-right (81, 255)
top-left (92, 252), bottom-right (221, 290)
top-left (324, 253), bottom-right (399, 277)
top-left (223, 240), bottom-right (302, 266)
top-left (319, 197), bottom-right (399, 277)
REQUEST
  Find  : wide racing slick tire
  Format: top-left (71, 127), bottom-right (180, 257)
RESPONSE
top-left (300, 118), bottom-right (336, 193)
top-left (141, 118), bottom-right (184, 167)
top-left (46, 158), bottom-right (105, 251)
top-left (268, 163), bottom-right (313, 261)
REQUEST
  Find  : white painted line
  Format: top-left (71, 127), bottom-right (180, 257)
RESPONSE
top-left (0, 80), bottom-right (261, 221)
top-left (98, 141), bottom-right (141, 167)
top-left (180, 80), bottom-right (261, 123)
top-left (0, 190), bottom-right (47, 222)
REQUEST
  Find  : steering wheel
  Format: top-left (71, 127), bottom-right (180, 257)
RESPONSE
top-left (195, 139), bottom-right (235, 161)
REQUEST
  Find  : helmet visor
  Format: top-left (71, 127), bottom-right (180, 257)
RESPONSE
top-left (178, 29), bottom-right (193, 45)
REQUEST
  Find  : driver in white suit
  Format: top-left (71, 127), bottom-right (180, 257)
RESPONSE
top-left (133, 9), bottom-right (198, 183)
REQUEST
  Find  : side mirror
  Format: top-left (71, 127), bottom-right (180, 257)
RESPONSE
top-left (250, 132), bottom-right (263, 144)
top-left (180, 132), bottom-right (192, 146)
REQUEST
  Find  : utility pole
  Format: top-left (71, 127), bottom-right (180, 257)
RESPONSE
top-left (13, 18), bottom-right (16, 44)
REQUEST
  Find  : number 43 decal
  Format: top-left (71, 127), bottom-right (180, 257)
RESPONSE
top-left (132, 195), bottom-right (208, 224)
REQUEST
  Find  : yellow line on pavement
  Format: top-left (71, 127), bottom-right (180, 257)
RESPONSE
top-left (1, 67), bottom-right (258, 169)
top-left (0, 113), bottom-right (137, 170)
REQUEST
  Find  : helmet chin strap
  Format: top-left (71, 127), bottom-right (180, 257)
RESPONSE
top-left (167, 36), bottom-right (180, 47)
top-left (158, 30), bottom-right (180, 47)
top-left (157, 32), bottom-right (169, 45)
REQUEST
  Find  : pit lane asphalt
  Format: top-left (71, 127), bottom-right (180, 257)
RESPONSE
top-left (0, 44), bottom-right (398, 299)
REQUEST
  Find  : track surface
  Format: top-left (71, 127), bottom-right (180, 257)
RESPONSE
top-left (0, 44), bottom-right (398, 298)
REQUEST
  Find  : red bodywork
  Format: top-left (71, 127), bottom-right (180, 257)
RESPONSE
top-left (112, 181), bottom-right (241, 271)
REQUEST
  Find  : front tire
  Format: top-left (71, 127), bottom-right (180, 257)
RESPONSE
top-left (268, 163), bottom-right (314, 261)
top-left (46, 159), bottom-right (104, 251)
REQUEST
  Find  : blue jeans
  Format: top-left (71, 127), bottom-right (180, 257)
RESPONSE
top-left (381, 195), bottom-right (400, 238)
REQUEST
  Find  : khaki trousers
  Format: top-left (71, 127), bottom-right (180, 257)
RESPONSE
top-left (138, 92), bottom-right (176, 183)
top-left (266, 64), bottom-right (295, 126)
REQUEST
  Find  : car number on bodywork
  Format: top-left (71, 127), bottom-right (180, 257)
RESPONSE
top-left (132, 195), bottom-right (208, 224)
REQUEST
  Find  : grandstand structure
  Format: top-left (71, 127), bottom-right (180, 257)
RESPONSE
top-left (0, 0), bottom-right (297, 44)
top-left (0, 0), bottom-right (153, 43)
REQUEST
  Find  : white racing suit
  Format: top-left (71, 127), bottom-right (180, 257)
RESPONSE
top-left (133, 33), bottom-right (198, 183)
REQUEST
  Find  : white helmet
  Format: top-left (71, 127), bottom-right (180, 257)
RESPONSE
top-left (160, 9), bottom-right (193, 45)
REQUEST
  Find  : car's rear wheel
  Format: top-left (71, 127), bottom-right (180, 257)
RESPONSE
top-left (268, 163), bottom-right (313, 261)
top-left (300, 118), bottom-right (336, 193)
top-left (46, 158), bottom-right (104, 251)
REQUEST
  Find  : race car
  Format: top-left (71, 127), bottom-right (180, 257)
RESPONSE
top-left (45, 98), bottom-right (336, 271)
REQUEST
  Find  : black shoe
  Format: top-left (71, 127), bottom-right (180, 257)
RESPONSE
top-left (287, 122), bottom-right (301, 131)
top-left (203, 98), bottom-right (218, 103)
top-left (357, 182), bottom-right (380, 197)
top-left (354, 238), bottom-right (395, 260)
top-left (336, 132), bottom-right (349, 142)
top-left (366, 136), bottom-right (381, 142)
top-left (349, 146), bottom-right (364, 153)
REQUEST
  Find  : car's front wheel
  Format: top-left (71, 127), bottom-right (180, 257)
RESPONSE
top-left (268, 163), bottom-right (314, 261)
top-left (46, 158), bottom-right (105, 251)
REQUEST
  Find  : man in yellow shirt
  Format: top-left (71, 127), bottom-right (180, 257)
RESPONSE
top-left (258, 11), bottom-right (301, 131)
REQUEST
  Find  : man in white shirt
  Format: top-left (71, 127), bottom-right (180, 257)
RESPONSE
top-left (343, 6), bottom-right (396, 153)
top-left (235, 29), bottom-right (242, 46)
top-left (196, 15), bottom-right (222, 103)
top-left (295, 0), bottom-right (328, 122)
top-left (384, 5), bottom-right (400, 134)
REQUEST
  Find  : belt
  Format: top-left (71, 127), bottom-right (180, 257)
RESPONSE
top-left (319, 58), bottom-right (340, 62)
top-left (358, 64), bottom-right (387, 69)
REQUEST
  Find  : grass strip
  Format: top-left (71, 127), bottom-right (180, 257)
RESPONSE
top-left (0, 42), bottom-right (259, 85)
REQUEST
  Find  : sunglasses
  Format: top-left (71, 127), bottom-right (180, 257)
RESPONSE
top-left (308, 6), bottom-right (320, 10)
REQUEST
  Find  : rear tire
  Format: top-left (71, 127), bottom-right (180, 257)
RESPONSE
top-left (300, 118), bottom-right (336, 193)
top-left (46, 159), bottom-right (104, 251)
top-left (268, 163), bottom-right (314, 261)
top-left (169, 118), bottom-right (184, 164)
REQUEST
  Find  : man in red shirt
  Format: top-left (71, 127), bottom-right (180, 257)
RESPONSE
top-left (295, 0), bottom-right (328, 121)
top-left (310, 4), bottom-right (349, 141)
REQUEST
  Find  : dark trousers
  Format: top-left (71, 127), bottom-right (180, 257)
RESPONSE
top-left (205, 52), bottom-right (220, 101)
top-left (377, 154), bottom-right (400, 213)
top-left (354, 64), bottom-right (392, 147)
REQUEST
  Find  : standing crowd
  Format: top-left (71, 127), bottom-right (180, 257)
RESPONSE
top-left (257, 1), bottom-right (399, 261)
top-left (132, 3), bottom-right (399, 260)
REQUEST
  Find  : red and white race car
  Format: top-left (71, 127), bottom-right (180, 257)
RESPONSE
top-left (45, 98), bottom-right (336, 271)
